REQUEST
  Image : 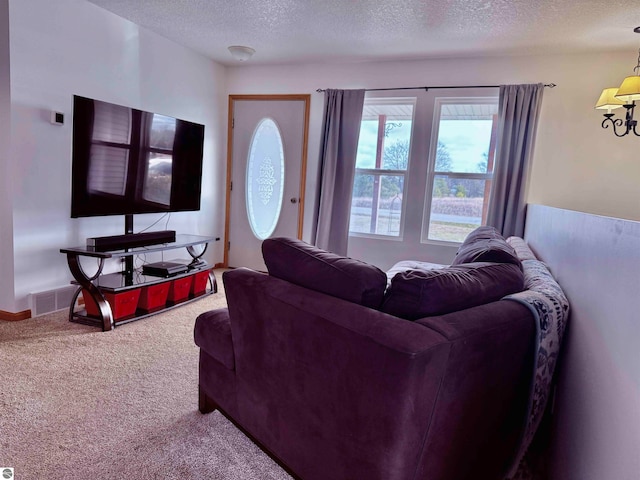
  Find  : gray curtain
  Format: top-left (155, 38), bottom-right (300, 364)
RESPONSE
top-left (487, 83), bottom-right (544, 237)
top-left (312, 89), bottom-right (365, 255)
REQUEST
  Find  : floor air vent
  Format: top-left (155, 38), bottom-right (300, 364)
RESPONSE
top-left (31, 285), bottom-right (77, 317)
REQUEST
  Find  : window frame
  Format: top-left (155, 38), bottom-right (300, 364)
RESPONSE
top-left (349, 97), bottom-right (416, 241)
top-left (421, 96), bottom-right (499, 246)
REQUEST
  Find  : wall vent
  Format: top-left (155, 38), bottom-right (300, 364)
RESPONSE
top-left (30, 285), bottom-right (77, 317)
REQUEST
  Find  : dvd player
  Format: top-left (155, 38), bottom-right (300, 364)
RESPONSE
top-left (142, 261), bottom-right (189, 277)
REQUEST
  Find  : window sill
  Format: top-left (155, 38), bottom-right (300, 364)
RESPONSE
top-left (348, 232), bottom-right (404, 242)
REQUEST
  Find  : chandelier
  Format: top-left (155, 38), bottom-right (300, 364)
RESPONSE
top-left (595, 27), bottom-right (640, 137)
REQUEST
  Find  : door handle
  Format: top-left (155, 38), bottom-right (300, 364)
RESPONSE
top-left (290, 198), bottom-right (298, 204)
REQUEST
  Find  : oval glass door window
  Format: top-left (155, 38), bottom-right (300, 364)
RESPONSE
top-left (246, 118), bottom-right (285, 240)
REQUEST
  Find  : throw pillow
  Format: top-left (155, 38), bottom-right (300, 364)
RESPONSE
top-left (452, 226), bottom-right (522, 269)
top-left (381, 262), bottom-right (525, 320)
top-left (262, 237), bottom-right (388, 309)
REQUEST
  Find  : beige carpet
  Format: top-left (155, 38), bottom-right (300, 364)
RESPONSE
top-left (0, 272), bottom-right (291, 480)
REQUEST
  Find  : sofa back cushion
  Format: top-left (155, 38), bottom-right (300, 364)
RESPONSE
top-left (452, 226), bottom-right (522, 269)
top-left (382, 262), bottom-right (525, 320)
top-left (262, 237), bottom-right (388, 309)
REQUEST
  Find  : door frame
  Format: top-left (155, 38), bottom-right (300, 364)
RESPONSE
top-left (224, 94), bottom-right (311, 267)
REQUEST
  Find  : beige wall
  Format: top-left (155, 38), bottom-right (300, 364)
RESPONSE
top-left (227, 50), bottom-right (640, 239)
top-left (528, 53), bottom-right (640, 221)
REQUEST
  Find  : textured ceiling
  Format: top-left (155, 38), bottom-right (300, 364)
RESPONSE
top-left (86, 0), bottom-right (640, 66)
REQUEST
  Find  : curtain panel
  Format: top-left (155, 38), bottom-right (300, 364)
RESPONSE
top-left (487, 83), bottom-right (545, 238)
top-left (312, 89), bottom-right (365, 255)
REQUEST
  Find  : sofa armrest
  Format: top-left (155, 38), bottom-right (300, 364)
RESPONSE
top-left (414, 301), bottom-right (536, 479)
top-left (194, 308), bottom-right (234, 370)
top-left (222, 267), bottom-right (451, 480)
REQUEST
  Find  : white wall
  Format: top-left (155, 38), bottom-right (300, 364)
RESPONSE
top-left (5, 0), bottom-right (227, 312)
top-left (226, 50), bottom-right (640, 267)
top-left (0, 0), bottom-right (14, 311)
top-left (525, 205), bottom-right (640, 480)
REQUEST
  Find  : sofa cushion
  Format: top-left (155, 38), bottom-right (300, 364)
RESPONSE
top-left (382, 262), bottom-right (525, 320)
top-left (262, 237), bottom-right (387, 309)
top-left (452, 226), bottom-right (522, 269)
top-left (194, 308), bottom-right (235, 370)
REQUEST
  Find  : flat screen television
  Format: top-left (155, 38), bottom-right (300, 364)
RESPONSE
top-left (71, 95), bottom-right (204, 218)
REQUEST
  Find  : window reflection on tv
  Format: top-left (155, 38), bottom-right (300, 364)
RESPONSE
top-left (144, 153), bottom-right (173, 206)
top-left (142, 114), bottom-right (176, 206)
top-left (71, 96), bottom-right (204, 218)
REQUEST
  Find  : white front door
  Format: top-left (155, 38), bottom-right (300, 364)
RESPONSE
top-left (226, 95), bottom-right (310, 270)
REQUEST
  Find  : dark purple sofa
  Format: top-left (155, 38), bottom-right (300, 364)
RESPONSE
top-left (194, 228), bottom-right (543, 480)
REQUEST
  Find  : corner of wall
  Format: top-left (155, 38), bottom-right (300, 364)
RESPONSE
top-left (0, 0), bottom-right (16, 312)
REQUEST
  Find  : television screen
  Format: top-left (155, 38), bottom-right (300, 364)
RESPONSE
top-left (71, 95), bottom-right (204, 218)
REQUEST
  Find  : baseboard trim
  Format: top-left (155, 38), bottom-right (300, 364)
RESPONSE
top-left (0, 309), bottom-right (32, 321)
top-left (213, 262), bottom-right (225, 269)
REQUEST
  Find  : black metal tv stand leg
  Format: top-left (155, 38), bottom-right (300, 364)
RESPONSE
top-left (123, 214), bottom-right (135, 280)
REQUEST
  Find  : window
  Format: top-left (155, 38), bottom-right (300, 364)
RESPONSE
top-left (349, 98), bottom-right (415, 238)
top-left (423, 99), bottom-right (498, 243)
top-left (347, 90), bottom-right (498, 246)
top-left (246, 118), bottom-right (285, 240)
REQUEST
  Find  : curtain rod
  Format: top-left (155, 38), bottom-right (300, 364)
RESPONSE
top-left (315, 83), bottom-right (556, 93)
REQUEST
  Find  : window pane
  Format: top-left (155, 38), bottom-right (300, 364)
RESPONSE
top-left (355, 120), bottom-right (379, 169)
top-left (382, 134), bottom-right (410, 170)
top-left (350, 99), bottom-right (414, 239)
top-left (246, 118), bottom-right (285, 240)
top-left (427, 175), bottom-right (489, 242)
top-left (423, 98), bottom-right (498, 244)
top-left (350, 173), bottom-right (404, 236)
top-left (355, 100), bottom-right (414, 170)
top-left (435, 103), bottom-right (497, 174)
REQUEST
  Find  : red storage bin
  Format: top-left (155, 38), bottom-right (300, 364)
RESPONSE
top-left (191, 269), bottom-right (211, 297)
top-left (138, 282), bottom-right (170, 313)
top-left (83, 288), bottom-right (141, 320)
top-left (168, 276), bottom-right (192, 304)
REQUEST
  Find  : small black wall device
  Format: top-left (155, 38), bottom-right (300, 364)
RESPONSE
top-left (87, 230), bottom-right (176, 252)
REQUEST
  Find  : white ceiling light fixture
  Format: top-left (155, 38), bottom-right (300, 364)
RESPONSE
top-left (228, 45), bottom-right (256, 62)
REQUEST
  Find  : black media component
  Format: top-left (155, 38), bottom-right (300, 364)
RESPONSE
top-left (70, 95), bottom-right (205, 218)
top-left (142, 261), bottom-right (190, 277)
top-left (86, 230), bottom-right (177, 252)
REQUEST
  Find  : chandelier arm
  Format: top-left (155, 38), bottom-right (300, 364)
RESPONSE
top-left (601, 116), bottom-right (628, 137)
top-left (613, 123), bottom-right (629, 137)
